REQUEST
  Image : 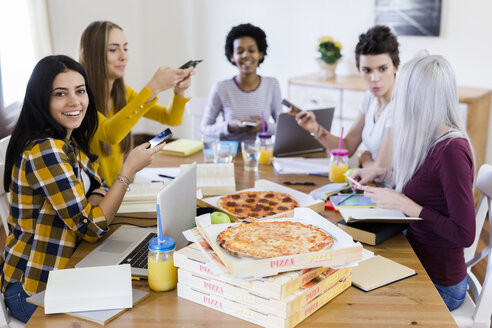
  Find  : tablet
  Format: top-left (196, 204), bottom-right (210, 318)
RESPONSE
top-left (273, 107), bottom-right (335, 157)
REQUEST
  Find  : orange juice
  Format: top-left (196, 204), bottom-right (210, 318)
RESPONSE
top-left (329, 162), bottom-right (348, 183)
top-left (258, 147), bottom-right (273, 164)
top-left (148, 255), bottom-right (177, 292)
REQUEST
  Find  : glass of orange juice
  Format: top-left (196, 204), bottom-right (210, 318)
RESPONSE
top-left (329, 149), bottom-right (349, 183)
top-left (256, 132), bottom-right (274, 165)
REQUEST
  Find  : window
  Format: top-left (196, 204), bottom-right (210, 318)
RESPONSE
top-left (0, 0), bottom-right (37, 108)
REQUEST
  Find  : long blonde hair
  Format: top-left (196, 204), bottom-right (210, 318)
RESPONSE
top-left (79, 21), bottom-right (132, 156)
top-left (391, 52), bottom-right (472, 191)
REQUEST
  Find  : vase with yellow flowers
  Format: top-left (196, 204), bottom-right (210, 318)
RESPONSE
top-left (317, 36), bottom-right (342, 79)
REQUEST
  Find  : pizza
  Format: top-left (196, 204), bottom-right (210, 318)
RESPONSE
top-left (218, 191), bottom-right (299, 219)
top-left (216, 220), bottom-right (333, 259)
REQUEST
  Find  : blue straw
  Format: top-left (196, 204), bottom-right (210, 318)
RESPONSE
top-left (156, 203), bottom-right (164, 242)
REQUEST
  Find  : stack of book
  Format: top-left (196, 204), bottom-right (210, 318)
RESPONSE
top-left (176, 208), bottom-right (362, 327)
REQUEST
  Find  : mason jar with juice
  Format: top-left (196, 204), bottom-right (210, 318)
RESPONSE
top-left (256, 132), bottom-right (274, 165)
top-left (329, 149), bottom-right (349, 183)
top-left (148, 236), bottom-right (177, 292)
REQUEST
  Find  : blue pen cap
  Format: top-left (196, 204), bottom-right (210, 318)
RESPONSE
top-left (149, 236), bottom-right (176, 252)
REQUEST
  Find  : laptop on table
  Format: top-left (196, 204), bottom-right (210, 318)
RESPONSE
top-left (273, 107), bottom-right (335, 157)
top-left (76, 163), bottom-right (197, 278)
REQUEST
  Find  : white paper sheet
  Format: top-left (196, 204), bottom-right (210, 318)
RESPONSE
top-left (272, 157), bottom-right (330, 175)
top-left (134, 167), bottom-right (181, 183)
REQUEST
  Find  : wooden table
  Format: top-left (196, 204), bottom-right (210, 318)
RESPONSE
top-left (26, 151), bottom-right (458, 327)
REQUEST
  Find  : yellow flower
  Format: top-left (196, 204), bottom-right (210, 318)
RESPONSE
top-left (318, 36), bottom-right (333, 42)
top-left (334, 41), bottom-right (342, 50)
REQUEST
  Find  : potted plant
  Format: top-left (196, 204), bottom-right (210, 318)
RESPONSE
top-left (317, 36), bottom-right (342, 79)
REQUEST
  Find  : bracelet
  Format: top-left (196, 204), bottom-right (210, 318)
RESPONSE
top-left (90, 192), bottom-right (106, 198)
top-left (115, 176), bottom-right (131, 191)
top-left (313, 123), bottom-right (325, 139)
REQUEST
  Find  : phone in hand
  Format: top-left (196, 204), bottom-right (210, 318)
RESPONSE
top-left (179, 60), bottom-right (203, 69)
top-left (281, 99), bottom-right (302, 114)
top-left (345, 174), bottom-right (363, 189)
top-left (147, 128), bottom-right (173, 149)
top-left (242, 119), bottom-right (258, 127)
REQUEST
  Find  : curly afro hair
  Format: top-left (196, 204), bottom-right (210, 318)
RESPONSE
top-left (225, 23), bottom-right (268, 67)
top-left (355, 25), bottom-right (400, 69)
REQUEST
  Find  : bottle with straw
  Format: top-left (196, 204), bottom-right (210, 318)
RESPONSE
top-left (257, 112), bottom-right (274, 164)
top-left (329, 127), bottom-right (349, 182)
top-left (147, 204), bottom-right (178, 291)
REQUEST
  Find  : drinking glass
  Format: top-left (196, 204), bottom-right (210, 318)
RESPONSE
top-left (241, 140), bottom-right (259, 172)
top-left (201, 134), bottom-right (219, 163)
top-left (214, 142), bottom-right (233, 163)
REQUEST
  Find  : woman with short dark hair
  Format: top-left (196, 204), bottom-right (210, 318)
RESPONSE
top-left (292, 25), bottom-right (399, 168)
top-left (201, 23), bottom-right (281, 141)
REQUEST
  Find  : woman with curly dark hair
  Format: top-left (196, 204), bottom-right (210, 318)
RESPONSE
top-left (200, 23), bottom-right (281, 141)
top-left (292, 25), bottom-right (399, 168)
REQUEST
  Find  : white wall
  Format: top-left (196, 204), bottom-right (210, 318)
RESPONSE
top-left (46, 0), bottom-right (492, 161)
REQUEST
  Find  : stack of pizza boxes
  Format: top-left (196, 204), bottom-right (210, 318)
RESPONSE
top-left (175, 207), bottom-right (363, 328)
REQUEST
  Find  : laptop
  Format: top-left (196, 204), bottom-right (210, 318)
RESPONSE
top-left (273, 107), bottom-right (335, 157)
top-left (75, 163), bottom-right (197, 278)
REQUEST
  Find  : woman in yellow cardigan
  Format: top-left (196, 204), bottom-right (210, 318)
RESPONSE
top-left (79, 21), bottom-right (194, 184)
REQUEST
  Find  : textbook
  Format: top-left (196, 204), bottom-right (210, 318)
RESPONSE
top-left (118, 182), bottom-right (166, 214)
top-left (337, 220), bottom-right (406, 246)
top-left (338, 207), bottom-right (422, 223)
top-left (161, 138), bottom-right (203, 157)
top-left (329, 194), bottom-right (376, 209)
top-left (181, 163), bottom-right (236, 196)
top-left (351, 255), bottom-right (416, 292)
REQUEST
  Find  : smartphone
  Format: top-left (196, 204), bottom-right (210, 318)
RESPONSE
top-left (345, 175), bottom-right (363, 189)
top-left (242, 119), bottom-right (257, 127)
top-left (281, 99), bottom-right (302, 113)
top-left (179, 60), bottom-right (203, 69)
top-left (148, 128), bottom-right (173, 149)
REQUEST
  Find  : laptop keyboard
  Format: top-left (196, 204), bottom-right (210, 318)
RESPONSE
top-left (119, 232), bottom-right (157, 269)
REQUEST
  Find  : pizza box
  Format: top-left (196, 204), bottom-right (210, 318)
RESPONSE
top-left (177, 272), bottom-right (351, 328)
top-left (178, 267), bottom-right (351, 318)
top-left (198, 179), bottom-right (324, 221)
top-left (195, 207), bottom-right (363, 278)
top-left (174, 243), bottom-right (328, 300)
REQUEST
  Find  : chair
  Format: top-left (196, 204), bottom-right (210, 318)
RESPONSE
top-left (0, 135), bottom-right (11, 234)
top-left (452, 164), bottom-right (492, 328)
top-left (0, 135), bottom-right (24, 328)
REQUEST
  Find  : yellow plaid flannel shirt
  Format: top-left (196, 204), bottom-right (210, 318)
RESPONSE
top-left (1, 138), bottom-right (109, 295)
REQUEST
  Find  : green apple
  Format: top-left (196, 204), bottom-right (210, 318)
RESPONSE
top-left (211, 212), bottom-right (231, 224)
top-left (344, 168), bottom-right (357, 184)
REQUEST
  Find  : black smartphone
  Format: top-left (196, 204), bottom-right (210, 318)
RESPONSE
top-left (281, 99), bottom-right (302, 114)
top-left (179, 60), bottom-right (203, 69)
top-left (147, 128), bottom-right (173, 149)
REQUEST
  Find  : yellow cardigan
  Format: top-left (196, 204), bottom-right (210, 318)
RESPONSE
top-left (90, 85), bottom-right (190, 185)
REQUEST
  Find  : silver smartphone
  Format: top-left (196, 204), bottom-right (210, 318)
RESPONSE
top-left (148, 128), bottom-right (173, 148)
top-left (281, 99), bottom-right (302, 113)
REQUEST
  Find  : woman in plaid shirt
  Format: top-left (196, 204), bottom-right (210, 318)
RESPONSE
top-left (1, 55), bottom-right (165, 322)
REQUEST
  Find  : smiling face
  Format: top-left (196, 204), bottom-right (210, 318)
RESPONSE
top-left (230, 36), bottom-right (264, 75)
top-left (50, 70), bottom-right (88, 138)
top-left (358, 53), bottom-right (397, 100)
top-left (106, 27), bottom-right (128, 80)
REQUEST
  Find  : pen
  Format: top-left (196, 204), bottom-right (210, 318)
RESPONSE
top-left (283, 181), bottom-right (316, 186)
top-left (337, 192), bottom-right (355, 205)
top-left (158, 174), bottom-right (175, 179)
top-left (131, 276), bottom-right (140, 281)
top-left (309, 173), bottom-right (328, 177)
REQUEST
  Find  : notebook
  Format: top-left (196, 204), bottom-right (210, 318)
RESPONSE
top-left (338, 207), bottom-right (422, 223)
top-left (161, 138), bottom-right (203, 157)
top-left (76, 163), bottom-right (197, 278)
top-left (273, 107), bottom-right (335, 157)
top-left (351, 255), bottom-right (417, 291)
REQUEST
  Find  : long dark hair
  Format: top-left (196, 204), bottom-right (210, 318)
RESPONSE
top-left (79, 21), bottom-right (132, 156)
top-left (3, 55), bottom-right (98, 191)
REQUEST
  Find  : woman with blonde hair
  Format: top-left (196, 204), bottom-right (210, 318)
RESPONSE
top-left (353, 52), bottom-right (475, 311)
top-left (79, 20), bottom-right (194, 184)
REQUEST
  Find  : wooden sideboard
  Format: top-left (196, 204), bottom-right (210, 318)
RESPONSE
top-left (288, 73), bottom-right (492, 173)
